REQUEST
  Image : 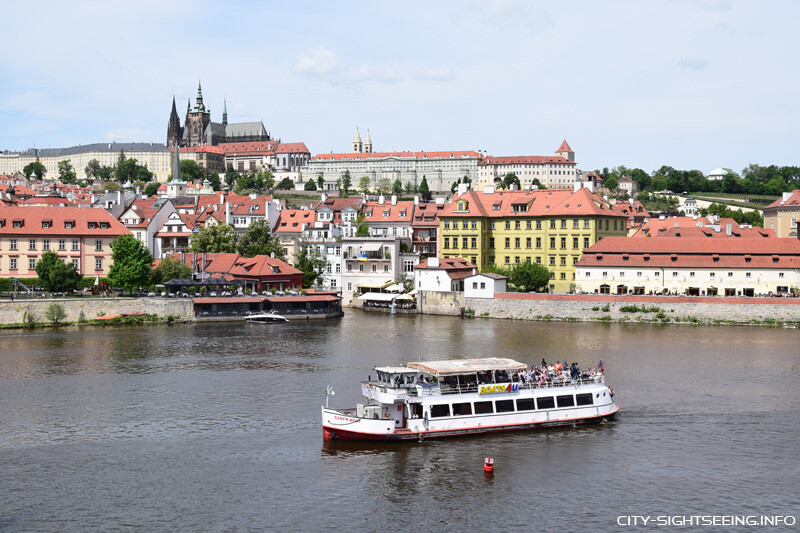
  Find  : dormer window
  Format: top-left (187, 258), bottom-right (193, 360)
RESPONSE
top-left (272, 266), bottom-right (280, 273)
top-left (65, 221), bottom-right (74, 229)
top-left (100, 223), bottom-right (108, 229)
top-left (42, 220), bottom-right (52, 229)
top-left (13, 220), bottom-right (23, 228)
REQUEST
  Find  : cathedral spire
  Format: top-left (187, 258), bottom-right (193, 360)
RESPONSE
top-left (194, 81), bottom-right (206, 112)
top-left (222, 97), bottom-right (228, 126)
top-left (167, 95), bottom-right (181, 148)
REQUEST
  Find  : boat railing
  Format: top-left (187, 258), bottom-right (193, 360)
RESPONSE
top-left (438, 375), bottom-right (604, 395)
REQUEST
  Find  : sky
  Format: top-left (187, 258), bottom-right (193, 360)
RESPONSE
top-left (1, 0), bottom-right (798, 175)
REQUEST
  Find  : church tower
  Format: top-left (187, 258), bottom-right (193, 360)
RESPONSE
top-left (352, 127), bottom-right (363, 153)
top-left (364, 129), bottom-right (372, 153)
top-left (167, 96), bottom-right (182, 148)
top-left (222, 98), bottom-right (228, 126)
top-left (555, 140), bottom-right (575, 162)
top-left (185, 81), bottom-right (211, 147)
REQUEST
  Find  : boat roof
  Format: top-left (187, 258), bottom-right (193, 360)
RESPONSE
top-left (374, 366), bottom-right (416, 374)
top-left (407, 358), bottom-right (527, 377)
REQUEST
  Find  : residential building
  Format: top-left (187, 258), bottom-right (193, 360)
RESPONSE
top-left (314, 195), bottom-right (363, 227)
top-left (630, 215), bottom-right (739, 238)
top-left (362, 196), bottom-right (415, 239)
top-left (707, 167), bottom-right (739, 181)
top-left (575, 237), bottom-right (800, 296)
top-left (340, 236), bottom-right (403, 305)
top-left (681, 197), bottom-right (699, 217)
top-left (414, 257), bottom-right (477, 292)
top-left (475, 141), bottom-right (578, 190)
top-left (412, 199), bottom-right (444, 256)
top-left (438, 185), bottom-right (628, 292)
top-left (167, 252), bottom-right (303, 291)
top-left (764, 190), bottom-right (800, 238)
top-left (119, 197), bottom-right (177, 257)
top-left (617, 176), bottom-right (638, 195)
top-left (464, 272), bottom-right (508, 298)
top-left (0, 206), bottom-right (129, 277)
top-left (299, 222), bottom-right (344, 292)
top-left (274, 209), bottom-right (317, 263)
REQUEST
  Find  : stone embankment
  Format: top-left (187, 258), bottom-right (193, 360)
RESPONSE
top-left (418, 291), bottom-right (800, 326)
top-left (0, 297), bottom-right (194, 325)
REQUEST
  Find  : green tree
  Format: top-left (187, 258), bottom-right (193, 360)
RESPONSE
top-left (605, 175), bottom-right (619, 190)
top-left (57, 160), bottom-right (77, 184)
top-left (45, 303), bottom-right (67, 326)
top-left (108, 234), bottom-right (154, 295)
top-left (294, 246), bottom-right (328, 288)
top-left (84, 159), bottom-right (101, 180)
top-left (355, 213), bottom-right (370, 236)
top-left (418, 176), bottom-right (430, 194)
top-left (236, 219), bottom-right (285, 260)
top-left (360, 176), bottom-right (371, 193)
top-left (393, 179), bottom-right (403, 194)
top-left (208, 172), bottom-right (222, 191)
top-left (376, 177), bottom-right (392, 195)
top-left (341, 171), bottom-right (352, 196)
top-left (35, 251), bottom-right (61, 291)
top-left (304, 179), bottom-right (317, 191)
top-left (509, 261), bottom-right (550, 292)
top-left (152, 257), bottom-right (192, 285)
top-left (36, 250), bottom-right (85, 292)
top-left (23, 161), bottom-right (46, 179)
top-left (276, 177), bottom-right (294, 190)
top-left (317, 175), bottom-right (325, 190)
top-left (144, 182), bottom-right (161, 197)
top-left (180, 159), bottom-right (206, 182)
top-left (135, 165), bottom-right (154, 183)
top-left (103, 182), bottom-right (121, 193)
top-left (499, 173), bottom-right (521, 190)
top-left (98, 165), bottom-right (114, 181)
top-left (188, 223), bottom-right (237, 253)
top-left (225, 165), bottom-right (241, 189)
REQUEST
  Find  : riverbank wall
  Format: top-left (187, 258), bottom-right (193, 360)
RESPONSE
top-left (418, 291), bottom-right (800, 326)
top-left (0, 298), bottom-right (194, 325)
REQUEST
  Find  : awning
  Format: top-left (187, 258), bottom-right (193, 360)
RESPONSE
top-left (407, 358), bottom-right (527, 377)
top-left (361, 242), bottom-right (383, 252)
top-left (384, 283), bottom-right (404, 293)
top-left (408, 289), bottom-right (418, 296)
top-left (394, 294), bottom-right (415, 301)
top-left (357, 280), bottom-right (393, 290)
top-left (358, 292), bottom-right (397, 301)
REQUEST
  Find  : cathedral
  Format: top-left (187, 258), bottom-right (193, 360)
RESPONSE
top-left (167, 82), bottom-right (271, 148)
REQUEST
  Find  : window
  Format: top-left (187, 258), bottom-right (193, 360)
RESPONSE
top-left (359, 264), bottom-right (364, 272)
top-left (576, 393), bottom-right (593, 406)
top-left (655, 272), bottom-right (660, 277)
top-left (560, 237), bottom-right (566, 249)
top-left (489, 237), bottom-right (495, 249)
top-left (584, 220), bottom-right (591, 229)
top-left (779, 272), bottom-right (785, 278)
top-left (550, 220), bottom-right (556, 229)
top-left (515, 237), bottom-right (520, 249)
top-left (383, 265), bottom-right (389, 272)
top-left (549, 256), bottom-right (556, 266)
top-left (444, 221), bottom-right (450, 229)
top-left (462, 237), bottom-right (468, 249)
top-left (637, 271), bottom-right (642, 277)
top-left (462, 221), bottom-right (468, 229)
top-left (584, 237), bottom-right (590, 248)
top-left (443, 237), bottom-right (450, 249)
top-left (452, 402), bottom-right (472, 416)
top-left (536, 237), bottom-right (541, 249)
top-left (537, 396), bottom-right (555, 409)
top-left (526, 221), bottom-right (532, 229)
top-left (515, 221), bottom-right (521, 230)
top-left (673, 272), bottom-right (678, 277)
top-left (495, 400), bottom-right (515, 413)
top-left (505, 221), bottom-right (511, 230)
top-left (710, 272), bottom-right (715, 277)
top-left (516, 398), bottom-right (535, 411)
top-left (480, 282), bottom-right (486, 289)
top-left (490, 222), bottom-right (495, 230)
top-left (95, 258), bottom-right (103, 270)
top-left (58, 240), bottom-right (66, 251)
top-left (430, 404), bottom-right (450, 418)
top-left (42, 239), bottom-right (50, 251)
top-left (29, 258), bottom-right (36, 270)
top-left (504, 256), bottom-right (510, 264)
top-left (560, 219), bottom-right (567, 229)
top-left (95, 240), bottom-right (103, 252)
top-left (573, 220), bottom-right (580, 229)
top-left (471, 237), bottom-right (477, 249)
top-left (346, 263), bottom-right (352, 272)
top-left (505, 238), bottom-right (510, 248)
top-left (474, 401), bottom-right (493, 414)
top-left (10, 239), bottom-right (17, 251)
top-left (72, 240), bottom-right (79, 251)
top-left (560, 272), bottom-right (566, 280)
top-left (10, 258), bottom-right (17, 270)
top-left (746, 272), bottom-right (751, 278)
top-left (371, 264), bottom-right (377, 272)
top-left (557, 395), bottom-right (575, 408)
top-left (29, 239), bottom-right (36, 250)
top-left (526, 237), bottom-right (531, 248)
top-left (72, 259), bottom-right (79, 269)
top-left (347, 282), bottom-right (352, 291)
top-left (560, 257), bottom-right (567, 266)
top-left (728, 272), bottom-right (733, 277)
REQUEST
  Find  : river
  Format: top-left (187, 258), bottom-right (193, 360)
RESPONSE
top-left (1, 313), bottom-right (798, 531)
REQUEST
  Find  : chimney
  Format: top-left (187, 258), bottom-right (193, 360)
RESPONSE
top-left (782, 191), bottom-right (793, 204)
top-left (726, 223), bottom-right (732, 236)
top-left (117, 190), bottom-right (122, 205)
top-left (414, 195), bottom-right (419, 205)
top-left (659, 214), bottom-right (666, 220)
top-left (321, 192), bottom-right (328, 202)
top-left (379, 195), bottom-right (385, 205)
top-left (220, 192), bottom-right (224, 205)
top-left (610, 199), bottom-right (616, 205)
top-left (391, 195), bottom-right (397, 206)
top-left (225, 201), bottom-right (232, 224)
top-left (428, 257), bottom-right (440, 267)
top-left (675, 220), bottom-right (679, 228)
top-left (457, 183), bottom-right (468, 195)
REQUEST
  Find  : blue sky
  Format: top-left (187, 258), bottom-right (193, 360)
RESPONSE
top-left (1, 0), bottom-right (798, 175)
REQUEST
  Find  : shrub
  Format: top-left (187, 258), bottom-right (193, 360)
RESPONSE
top-left (78, 310), bottom-right (87, 323)
top-left (601, 303), bottom-right (610, 312)
top-left (45, 303), bottom-right (67, 326)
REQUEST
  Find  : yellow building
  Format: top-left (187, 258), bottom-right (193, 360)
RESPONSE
top-left (438, 186), bottom-right (628, 292)
top-left (763, 190), bottom-right (800, 238)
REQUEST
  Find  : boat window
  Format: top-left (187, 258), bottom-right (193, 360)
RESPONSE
top-left (516, 398), bottom-right (535, 411)
top-left (557, 395), bottom-right (575, 408)
top-left (430, 404), bottom-right (451, 418)
top-left (452, 402), bottom-right (472, 416)
top-left (537, 397), bottom-right (555, 409)
top-left (495, 399), bottom-right (514, 413)
top-left (576, 393), bottom-right (593, 406)
top-left (474, 401), bottom-right (494, 414)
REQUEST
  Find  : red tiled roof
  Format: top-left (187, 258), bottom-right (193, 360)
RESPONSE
top-left (556, 140), bottom-right (573, 153)
top-left (274, 209), bottom-right (316, 233)
top-left (0, 206), bottom-right (130, 236)
top-left (19, 197), bottom-right (74, 206)
top-left (217, 141), bottom-right (280, 155)
top-left (479, 155), bottom-right (574, 166)
top-left (274, 142), bottom-right (310, 154)
top-left (167, 253), bottom-right (302, 278)
top-left (441, 188), bottom-right (627, 219)
top-left (363, 200), bottom-right (414, 223)
top-left (631, 216), bottom-right (739, 237)
top-left (416, 257), bottom-right (476, 270)
top-left (765, 190), bottom-right (800, 209)
top-left (312, 150), bottom-right (480, 161)
top-left (658, 226), bottom-right (775, 239)
top-left (315, 197), bottom-right (363, 212)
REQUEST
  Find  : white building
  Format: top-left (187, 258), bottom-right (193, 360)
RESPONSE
top-left (414, 257), bottom-right (477, 292)
top-left (464, 272), bottom-right (508, 298)
top-left (475, 141), bottom-right (578, 190)
top-left (340, 236), bottom-right (403, 305)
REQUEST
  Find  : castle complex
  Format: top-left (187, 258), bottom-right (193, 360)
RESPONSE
top-left (167, 83), bottom-right (271, 148)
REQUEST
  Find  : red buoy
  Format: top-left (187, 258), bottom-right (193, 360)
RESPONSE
top-left (483, 457), bottom-right (494, 474)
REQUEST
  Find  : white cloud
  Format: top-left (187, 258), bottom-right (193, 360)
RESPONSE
top-left (294, 47), bottom-right (340, 75)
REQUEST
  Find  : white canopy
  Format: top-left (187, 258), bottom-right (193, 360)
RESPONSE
top-left (384, 283), bottom-right (404, 293)
top-left (358, 292), bottom-right (396, 301)
top-left (407, 357), bottom-right (526, 377)
top-left (361, 242), bottom-right (384, 252)
top-left (357, 280), bottom-right (393, 290)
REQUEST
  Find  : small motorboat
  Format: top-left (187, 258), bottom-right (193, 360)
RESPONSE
top-left (246, 311), bottom-right (289, 324)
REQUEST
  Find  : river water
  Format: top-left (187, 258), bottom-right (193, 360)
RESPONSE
top-left (1, 313), bottom-right (798, 531)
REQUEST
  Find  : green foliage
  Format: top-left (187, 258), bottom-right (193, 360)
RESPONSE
top-left (294, 246), bottom-right (328, 288)
top-left (236, 219), bottom-right (285, 260)
top-left (619, 304), bottom-right (662, 313)
top-left (359, 176), bottom-right (371, 193)
top-left (304, 179), bottom-right (317, 191)
top-left (601, 303), bottom-right (610, 312)
top-left (275, 177), bottom-right (295, 190)
top-left (114, 151), bottom-right (142, 183)
top-left (392, 179), bottom-right (403, 194)
top-left (23, 161), bottom-right (46, 179)
top-left (152, 257), bottom-right (192, 285)
top-left (604, 175), bottom-right (619, 190)
top-left (317, 175), bottom-right (325, 190)
top-left (36, 251), bottom-right (82, 292)
top-left (481, 263), bottom-right (510, 276)
top-left (225, 165), bottom-right (241, 188)
top-left (188, 223), bottom-right (236, 253)
top-left (108, 235), bottom-right (154, 295)
top-left (418, 176), bottom-right (430, 194)
top-left (103, 181), bottom-right (121, 193)
top-left (376, 178), bottom-right (392, 195)
top-left (236, 170), bottom-right (274, 194)
top-left (45, 303), bottom-right (67, 326)
top-left (354, 213), bottom-right (370, 236)
top-left (508, 261), bottom-right (550, 292)
top-left (498, 173), bottom-right (521, 190)
top-left (180, 159), bottom-right (206, 182)
top-left (85, 159), bottom-right (102, 180)
top-left (58, 160), bottom-right (77, 184)
top-left (98, 165), bottom-right (114, 181)
top-left (699, 203), bottom-right (763, 227)
top-left (78, 310), bottom-right (87, 323)
top-left (22, 309), bottom-right (37, 327)
top-left (341, 171), bottom-right (352, 196)
top-left (208, 172), bottom-right (222, 191)
top-left (144, 182), bottom-right (160, 197)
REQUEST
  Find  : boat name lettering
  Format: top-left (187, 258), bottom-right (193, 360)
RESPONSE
top-left (479, 383), bottom-right (519, 394)
top-left (333, 416), bottom-right (359, 422)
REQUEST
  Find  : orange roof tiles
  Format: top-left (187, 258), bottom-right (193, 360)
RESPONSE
top-left (0, 206), bottom-right (130, 236)
top-left (274, 142), bottom-right (310, 154)
top-left (556, 140), bottom-right (573, 153)
top-left (479, 155), bottom-right (574, 166)
top-left (631, 216), bottom-right (739, 237)
top-left (765, 190), bottom-right (800, 209)
top-left (312, 150), bottom-right (480, 161)
top-left (441, 188), bottom-right (626, 219)
top-left (363, 200), bottom-right (414, 223)
top-left (217, 141), bottom-right (280, 155)
top-left (274, 209), bottom-right (316, 233)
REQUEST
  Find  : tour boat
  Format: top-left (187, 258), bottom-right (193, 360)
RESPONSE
top-left (322, 357), bottom-right (619, 441)
top-left (245, 311), bottom-right (288, 323)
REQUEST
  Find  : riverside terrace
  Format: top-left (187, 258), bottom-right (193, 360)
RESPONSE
top-left (192, 293), bottom-right (343, 319)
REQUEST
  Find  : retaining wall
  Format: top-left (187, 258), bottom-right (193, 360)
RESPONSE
top-left (419, 291), bottom-right (800, 325)
top-left (0, 298), bottom-right (194, 325)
